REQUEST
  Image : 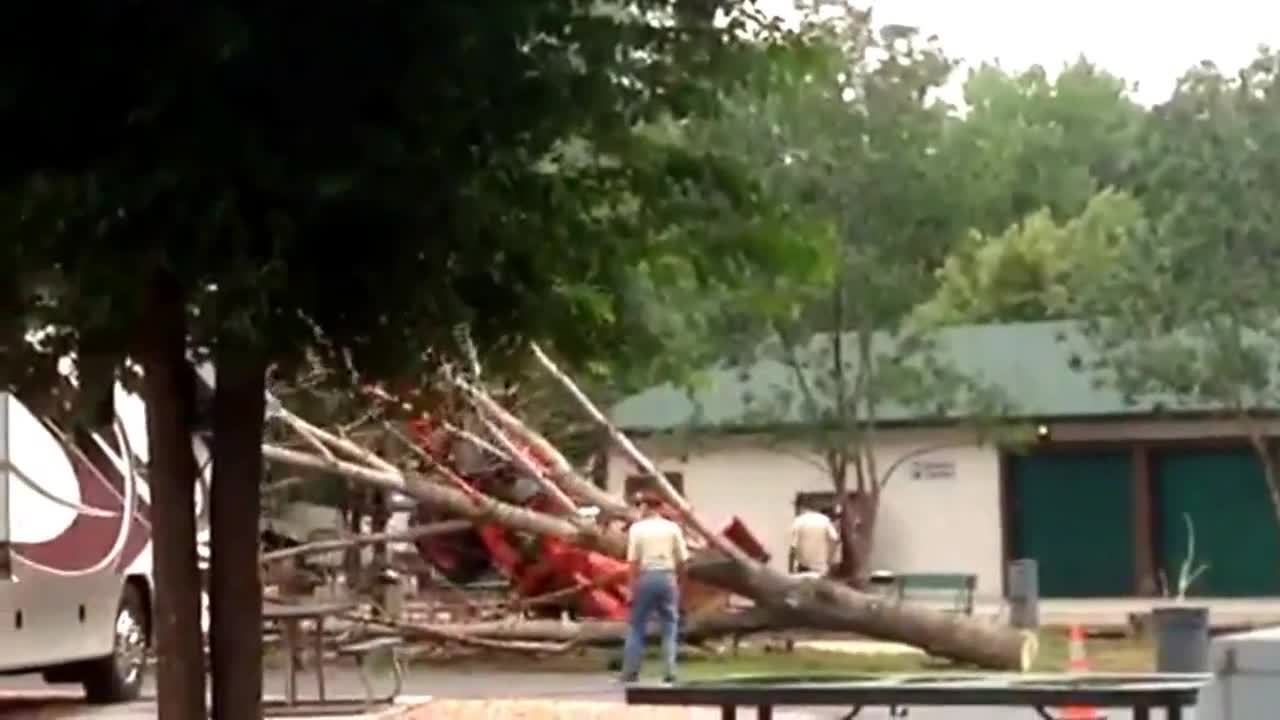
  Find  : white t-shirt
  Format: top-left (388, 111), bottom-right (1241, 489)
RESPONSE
top-left (627, 516), bottom-right (689, 571)
top-left (790, 510), bottom-right (838, 573)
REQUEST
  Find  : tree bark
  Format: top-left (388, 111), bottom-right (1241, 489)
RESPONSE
top-left (138, 274), bottom-right (206, 720)
top-left (263, 445), bottom-right (1035, 670)
top-left (388, 608), bottom-right (776, 646)
top-left (452, 376), bottom-right (630, 516)
top-left (529, 343), bottom-right (751, 564)
top-left (832, 470), bottom-right (858, 580)
top-left (848, 488), bottom-right (879, 585)
top-left (209, 349), bottom-right (267, 720)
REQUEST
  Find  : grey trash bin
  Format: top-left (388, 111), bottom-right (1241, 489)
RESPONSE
top-left (1153, 605), bottom-right (1210, 673)
top-left (1007, 558), bottom-right (1039, 630)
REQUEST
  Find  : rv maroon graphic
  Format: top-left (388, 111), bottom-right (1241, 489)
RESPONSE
top-left (9, 420), bottom-right (151, 575)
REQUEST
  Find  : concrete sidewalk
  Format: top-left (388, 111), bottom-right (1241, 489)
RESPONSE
top-left (942, 596), bottom-right (1280, 631)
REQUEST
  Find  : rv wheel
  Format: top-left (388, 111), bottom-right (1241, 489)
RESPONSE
top-left (82, 583), bottom-right (148, 703)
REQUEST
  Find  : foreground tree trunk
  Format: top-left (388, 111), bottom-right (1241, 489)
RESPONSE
top-left (138, 274), bottom-right (206, 720)
top-left (264, 445), bottom-right (1036, 670)
top-left (842, 486), bottom-right (879, 586)
top-left (210, 350), bottom-right (267, 720)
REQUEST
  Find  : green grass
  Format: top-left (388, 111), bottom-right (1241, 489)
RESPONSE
top-left (400, 629), bottom-right (1154, 679)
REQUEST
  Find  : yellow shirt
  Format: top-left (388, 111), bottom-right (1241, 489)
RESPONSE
top-left (626, 516), bottom-right (689, 571)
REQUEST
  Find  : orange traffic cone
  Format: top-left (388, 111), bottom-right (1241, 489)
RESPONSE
top-left (1060, 625), bottom-right (1103, 720)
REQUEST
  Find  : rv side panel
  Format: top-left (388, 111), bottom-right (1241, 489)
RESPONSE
top-left (0, 392), bottom-right (9, 577)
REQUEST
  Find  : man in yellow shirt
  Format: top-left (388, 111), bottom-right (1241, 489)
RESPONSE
top-left (619, 490), bottom-right (689, 683)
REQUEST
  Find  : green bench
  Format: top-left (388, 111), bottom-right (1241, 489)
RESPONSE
top-left (880, 572), bottom-right (976, 615)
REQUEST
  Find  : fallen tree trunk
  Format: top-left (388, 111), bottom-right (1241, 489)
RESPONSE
top-left (386, 608), bottom-right (776, 646)
top-left (262, 444), bottom-right (1035, 670)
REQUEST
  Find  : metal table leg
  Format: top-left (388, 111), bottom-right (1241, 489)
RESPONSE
top-left (757, 706), bottom-right (773, 720)
top-left (284, 620), bottom-right (298, 705)
top-left (1134, 705), bottom-right (1150, 720)
top-left (313, 616), bottom-right (326, 702)
top-left (720, 705), bottom-right (736, 720)
top-left (1167, 705), bottom-right (1183, 720)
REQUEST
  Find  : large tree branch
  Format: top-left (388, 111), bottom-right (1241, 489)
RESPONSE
top-left (530, 342), bottom-right (754, 566)
top-left (450, 375), bottom-right (630, 516)
top-left (261, 444), bottom-right (626, 556)
top-left (477, 415), bottom-right (579, 513)
top-left (772, 320), bottom-right (824, 427)
top-left (261, 520), bottom-right (472, 564)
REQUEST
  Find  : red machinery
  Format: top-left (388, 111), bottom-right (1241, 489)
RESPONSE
top-left (405, 413), bottom-right (768, 620)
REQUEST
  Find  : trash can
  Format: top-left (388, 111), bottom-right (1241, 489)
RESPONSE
top-left (1154, 604), bottom-right (1210, 673)
top-left (1007, 559), bottom-right (1039, 630)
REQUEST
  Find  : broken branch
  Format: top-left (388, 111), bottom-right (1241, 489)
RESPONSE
top-left (529, 342), bottom-right (752, 566)
top-left (261, 520), bottom-right (472, 564)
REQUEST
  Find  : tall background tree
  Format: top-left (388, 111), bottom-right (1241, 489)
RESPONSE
top-left (663, 5), bottom-right (1017, 581)
top-left (1076, 48), bottom-right (1280, 552)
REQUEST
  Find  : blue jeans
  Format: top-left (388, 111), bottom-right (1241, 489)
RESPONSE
top-left (621, 569), bottom-right (679, 678)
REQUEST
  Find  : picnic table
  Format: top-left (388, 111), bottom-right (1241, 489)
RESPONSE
top-left (262, 599), bottom-right (405, 715)
top-left (626, 672), bottom-right (1211, 720)
top-left (869, 571), bottom-right (977, 615)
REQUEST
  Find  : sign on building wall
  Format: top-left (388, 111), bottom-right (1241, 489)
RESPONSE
top-left (909, 459), bottom-right (956, 481)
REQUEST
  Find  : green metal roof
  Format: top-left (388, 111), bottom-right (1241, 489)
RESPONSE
top-left (608, 320), bottom-right (1202, 432)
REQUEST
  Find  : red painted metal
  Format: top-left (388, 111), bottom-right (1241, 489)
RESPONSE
top-left (397, 404), bottom-right (763, 619)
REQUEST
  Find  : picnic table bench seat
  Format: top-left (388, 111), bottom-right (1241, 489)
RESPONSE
top-left (261, 600), bottom-right (406, 715)
top-left (336, 636), bottom-right (407, 710)
top-left (871, 571), bottom-right (977, 615)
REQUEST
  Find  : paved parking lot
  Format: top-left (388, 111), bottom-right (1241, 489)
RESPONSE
top-left (0, 671), bottom-right (1197, 718)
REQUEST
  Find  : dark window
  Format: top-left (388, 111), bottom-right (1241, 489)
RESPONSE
top-left (794, 490), bottom-right (860, 520)
top-left (625, 472), bottom-right (684, 498)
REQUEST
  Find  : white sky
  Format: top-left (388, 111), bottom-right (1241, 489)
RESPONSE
top-left (756, 0), bottom-right (1279, 105)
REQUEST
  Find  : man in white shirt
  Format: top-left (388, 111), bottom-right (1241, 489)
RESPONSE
top-left (619, 490), bottom-right (689, 683)
top-left (789, 500), bottom-right (839, 575)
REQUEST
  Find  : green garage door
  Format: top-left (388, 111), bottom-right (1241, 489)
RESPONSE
top-left (1154, 448), bottom-right (1280, 597)
top-left (1010, 451), bottom-right (1134, 597)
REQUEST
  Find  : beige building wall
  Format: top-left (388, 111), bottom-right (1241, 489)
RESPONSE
top-left (608, 415), bottom-right (1267, 602)
top-left (607, 427), bottom-right (1006, 600)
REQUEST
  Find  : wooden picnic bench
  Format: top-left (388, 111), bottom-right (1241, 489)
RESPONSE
top-left (873, 572), bottom-right (977, 615)
top-left (262, 600), bottom-right (406, 715)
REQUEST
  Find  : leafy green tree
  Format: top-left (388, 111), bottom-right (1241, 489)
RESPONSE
top-left (914, 189), bottom-right (1145, 326)
top-left (1079, 49), bottom-right (1280, 533)
top-left (666, 6), bottom-right (1024, 580)
top-left (942, 59), bottom-right (1146, 236)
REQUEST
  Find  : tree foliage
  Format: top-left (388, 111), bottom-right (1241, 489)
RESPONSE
top-left (915, 189), bottom-right (1145, 326)
top-left (943, 59), bottom-right (1146, 235)
top-left (1080, 49), bottom-right (1280, 420)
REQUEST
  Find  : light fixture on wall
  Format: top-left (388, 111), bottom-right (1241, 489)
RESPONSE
top-left (1035, 423), bottom-right (1051, 441)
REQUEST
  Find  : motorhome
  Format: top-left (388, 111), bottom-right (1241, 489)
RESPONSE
top-left (0, 358), bottom-right (212, 702)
